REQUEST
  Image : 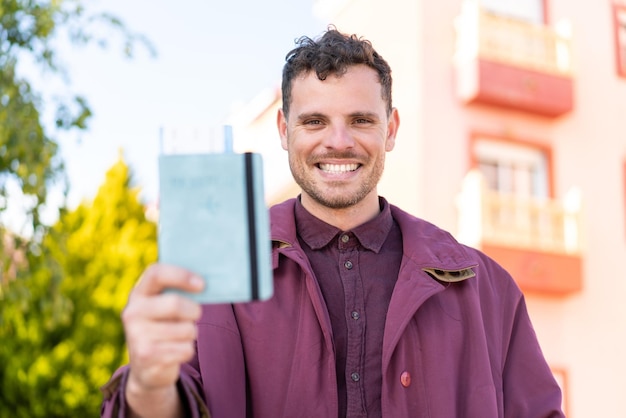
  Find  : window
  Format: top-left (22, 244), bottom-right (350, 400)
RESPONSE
top-left (613, 4), bottom-right (626, 78)
top-left (469, 135), bottom-right (558, 249)
top-left (480, 0), bottom-right (547, 23)
top-left (472, 136), bottom-right (552, 199)
top-left (622, 160), bottom-right (626, 237)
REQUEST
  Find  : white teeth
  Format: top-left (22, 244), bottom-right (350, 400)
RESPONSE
top-left (319, 163), bottom-right (359, 173)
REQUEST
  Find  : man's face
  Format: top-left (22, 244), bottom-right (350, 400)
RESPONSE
top-left (278, 65), bottom-right (399, 212)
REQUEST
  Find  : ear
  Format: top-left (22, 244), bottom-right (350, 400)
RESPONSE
top-left (277, 108), bottom-right (289, 150)
top-left (385, 108), bottom-right (400, 152)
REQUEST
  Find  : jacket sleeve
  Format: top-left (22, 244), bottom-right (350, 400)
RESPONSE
top-left (501, 292), bottom-right (565, 417)
top-left (99, 364), bottom-right (211, 418)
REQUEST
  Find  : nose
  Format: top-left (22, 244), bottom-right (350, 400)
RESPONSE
top-left (322, 123), bottom-right (355, 150)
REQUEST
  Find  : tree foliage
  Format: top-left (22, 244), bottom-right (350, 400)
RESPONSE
top-left (0, 0), bottom-right (153, 242)
top-left (0, 3), bottom-right (157, 414)
top-left (0, 155), bottom-right (158, 417)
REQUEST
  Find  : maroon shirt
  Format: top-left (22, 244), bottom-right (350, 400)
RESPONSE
top-left (295, 197), bottom-right (403, 418)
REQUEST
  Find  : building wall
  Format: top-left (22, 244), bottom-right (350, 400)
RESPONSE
top-left (538, 1), bottom-right (626, 416)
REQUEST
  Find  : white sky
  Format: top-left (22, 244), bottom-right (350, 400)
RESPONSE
top-left (50, 0), bottom-right (325, 209)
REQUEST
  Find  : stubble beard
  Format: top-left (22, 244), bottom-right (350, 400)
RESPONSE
top-left (289, 151), bottom-right (385, 209)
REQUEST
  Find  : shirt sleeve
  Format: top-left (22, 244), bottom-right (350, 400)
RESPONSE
top-left (99, 364), bottom-right (211, 418)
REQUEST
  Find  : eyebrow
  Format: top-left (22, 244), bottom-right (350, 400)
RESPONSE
top-left (349, 111), bottom-right (380, 120)
top-left (296, 112), bottom-right (326, 122)
top-left (295, 111), bottom-right (381, 121)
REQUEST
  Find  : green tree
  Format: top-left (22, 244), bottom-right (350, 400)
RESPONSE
top-left (0, 0), bottom-right (153, 250)
top-left (0, 155), bottom-right (158, 417)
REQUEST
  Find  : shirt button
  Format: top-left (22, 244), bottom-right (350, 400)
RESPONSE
top-left (341, 234), bottom-right (350, 243)
top-left (400, 371), bottom-right (411, 388)
top-left (351, 311), bottom-right (360, 320)
top-left (351, 372), bottom-right (360, 382)
top-left (344, 260), bottom-right (353, 270)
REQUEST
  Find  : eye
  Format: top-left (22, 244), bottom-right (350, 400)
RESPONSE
top-left (302, 118), bottom-right (325, 127)
top-left (354, 117), bottom-right (373, 124)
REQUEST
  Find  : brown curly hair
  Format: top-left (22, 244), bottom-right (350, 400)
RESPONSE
top-left (281, 27), bottom-right (393, 119)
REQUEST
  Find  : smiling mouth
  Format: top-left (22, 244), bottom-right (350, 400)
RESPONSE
top-left (318, 163), bottom-right (360, 173)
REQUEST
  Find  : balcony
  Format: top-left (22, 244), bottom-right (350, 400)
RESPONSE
top-left (456, 171), bottom-right (583, 296)
top-left (453, 1), bottom-right (574, 117)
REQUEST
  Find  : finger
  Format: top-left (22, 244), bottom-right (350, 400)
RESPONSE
top-left (123, 293), bottom-right (202, 325)
top-left (149, 341), bottom-right (197, 365)
top-left (127, 320), bottom-right (198, 344)
top-left (133, 263), bottom-right (204, 296)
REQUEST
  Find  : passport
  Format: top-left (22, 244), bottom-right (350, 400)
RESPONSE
top-left (158, 152), bottom-right (273, 303)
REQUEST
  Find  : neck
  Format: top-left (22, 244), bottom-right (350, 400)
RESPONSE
top-left (300, 193), bottom-right (381, 231)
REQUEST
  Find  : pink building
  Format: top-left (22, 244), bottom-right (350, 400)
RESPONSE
top-left (231, 1), bottom-right (626, 415)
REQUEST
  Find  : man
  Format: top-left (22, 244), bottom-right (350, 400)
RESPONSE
top-left (101, 28), bottom-right (564, 417)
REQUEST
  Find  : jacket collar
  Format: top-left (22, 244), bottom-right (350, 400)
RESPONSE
top-left (389, 205), bottom-right (477, 282)
top-left (270, 198), bottom-right (477, 282)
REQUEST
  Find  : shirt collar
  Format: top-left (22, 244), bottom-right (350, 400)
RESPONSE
top-left (294, 196), bottom-right (394, 253)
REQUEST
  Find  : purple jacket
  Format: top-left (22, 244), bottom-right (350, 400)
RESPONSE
top-left (101, 199), bottom-right (564, 417)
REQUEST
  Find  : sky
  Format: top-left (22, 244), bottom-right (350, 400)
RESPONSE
top-left (45, 0), bottom-right (326, 214)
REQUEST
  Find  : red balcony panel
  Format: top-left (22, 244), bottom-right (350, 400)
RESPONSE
top-left (458, 58), bottom-right (574, 117)
top-left (481, 242), bottom-right (582, 296)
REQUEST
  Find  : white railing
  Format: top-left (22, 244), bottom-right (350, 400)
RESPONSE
top-left (456, 170), bottom-right (582, 254)
top-left (454, 0), bottom-right (573, 76)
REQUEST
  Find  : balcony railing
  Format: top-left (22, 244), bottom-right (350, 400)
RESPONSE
top-left (457, 170), bottom-right (582, 255)
top-left (454, 0), bottom-right (573, 76)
